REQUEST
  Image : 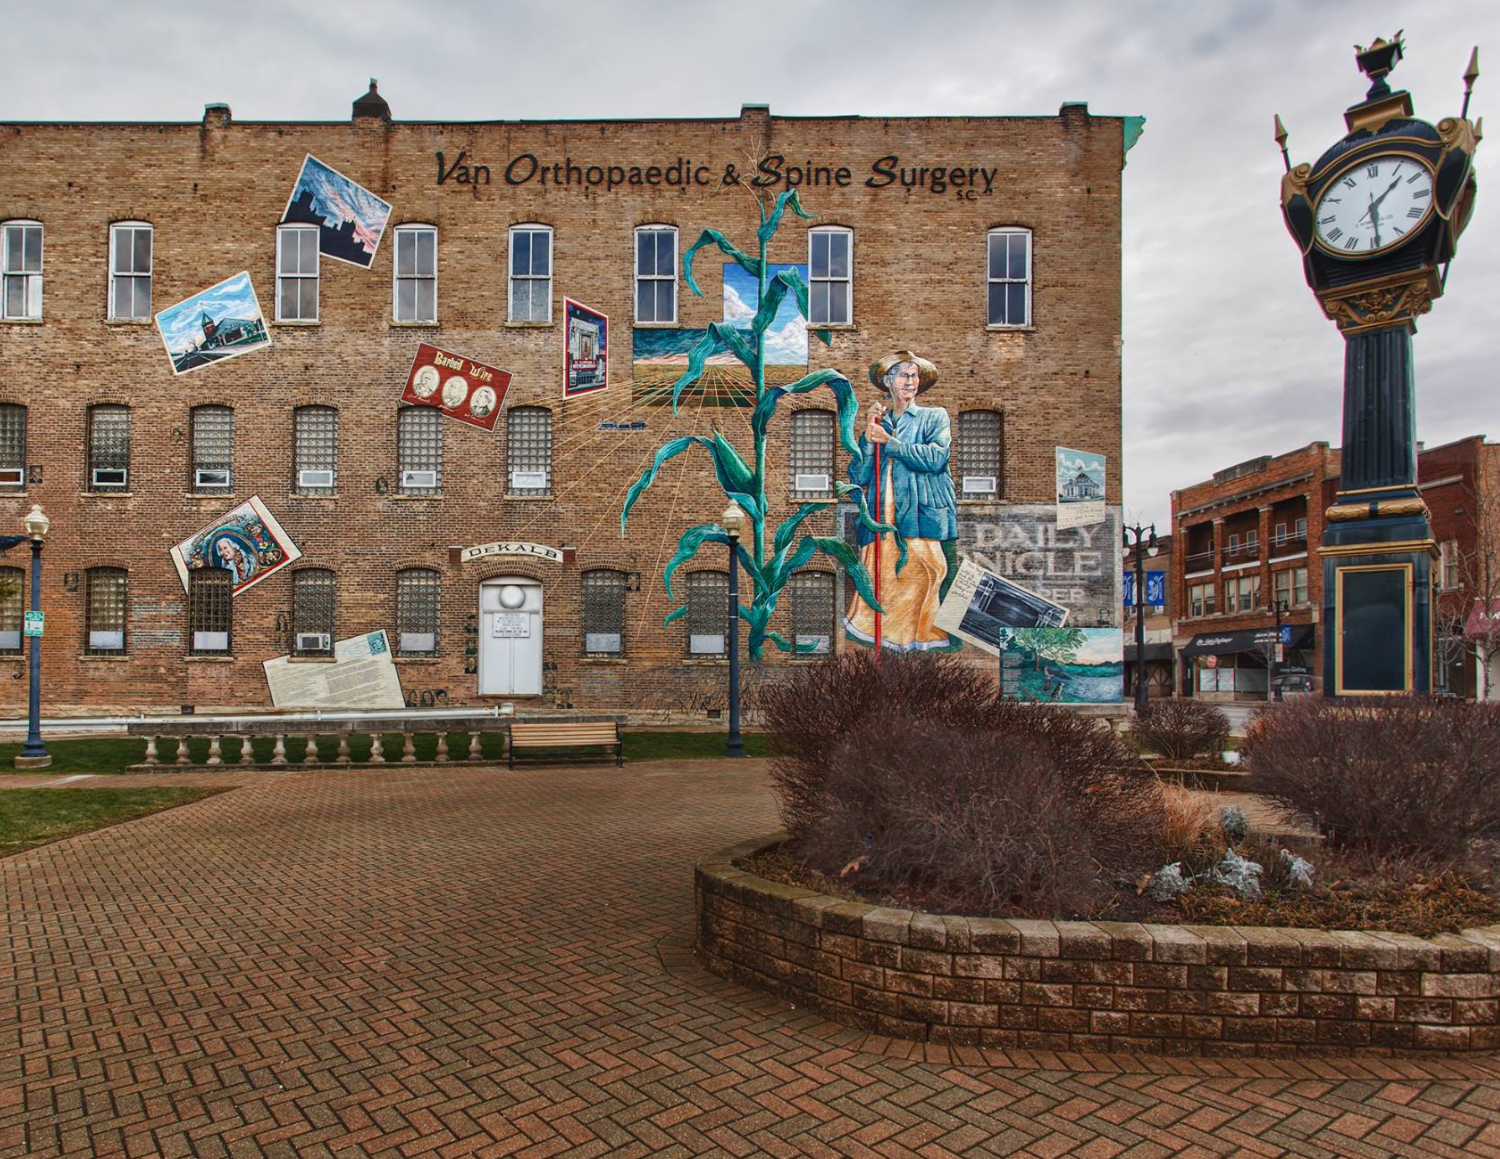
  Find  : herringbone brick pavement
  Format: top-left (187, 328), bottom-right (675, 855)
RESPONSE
top-left (1, 760), bottom-right (1497, 1158)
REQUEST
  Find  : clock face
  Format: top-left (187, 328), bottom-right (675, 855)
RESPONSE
top-left (1314, 155), bottom-right (1435, 256)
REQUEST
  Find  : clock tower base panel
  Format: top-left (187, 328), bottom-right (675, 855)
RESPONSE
top-left (1321, 513), bottom-right (1433, 696)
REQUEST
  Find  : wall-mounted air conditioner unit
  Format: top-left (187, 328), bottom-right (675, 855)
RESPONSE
top-left (0, 468), bottom-right (24, 487)
top-left (296, 632), bottom-right (331, 652)
top-left (194, 468), bottom-right (231, 489)
top-left (298, 469), bottom-right (335, 489)
top-left (401, 469), bottom-right (439, 489)
top-left (510, 470), bottom-right (548, 491)
top-left (794, 473), bottom-right (831, 493)
top-left (963, 475), bottom-right (998, 494)
top-left (92, 468), bottom-right (127, 488)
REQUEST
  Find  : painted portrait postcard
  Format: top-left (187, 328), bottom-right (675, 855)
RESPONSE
top-left (169, 495), bottom-right (302, 597)
top-left (282, 154), bottom-right (393, 269)
top-left (402, 343), bottom-right (511, 432)
top-left (155, 271), bottom-right (271, 376)
top-left (563, 299), bottom-right (609, 398)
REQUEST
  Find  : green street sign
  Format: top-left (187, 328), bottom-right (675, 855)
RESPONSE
top-left (23, 610), bottom-right (42, 637)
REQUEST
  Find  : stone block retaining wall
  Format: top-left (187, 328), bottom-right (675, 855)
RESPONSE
top-left (696, 836), bottom-right (1500, 1057)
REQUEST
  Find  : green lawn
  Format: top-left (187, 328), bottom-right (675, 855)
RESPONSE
top-left (0, 786), bottom-right (224, 857)
top-left (0, 730), bottom-right (767, 774)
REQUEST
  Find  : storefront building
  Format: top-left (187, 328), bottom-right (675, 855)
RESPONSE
top-left (0, 86), bottom-right (1136, 717)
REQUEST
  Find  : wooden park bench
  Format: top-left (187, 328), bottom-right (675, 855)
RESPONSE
top-left (508, 720), bottom-right (624, 769)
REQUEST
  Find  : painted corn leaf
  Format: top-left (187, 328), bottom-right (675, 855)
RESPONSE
top-left (757, 188), bottom-right (815, 244)
top-left (664, 604), bottom-right (689, 626)
top-left (683, 229), bottom-right (761, 297)
top-left (663, 523), bottom-right (731, 602)
top-left (621, 436), bottom-right (697, 531)
top-left (736, 544), bottom-right (770, 595)
top-left (795, 534), bottom-right (882, 613)
top-left (771, 501), bottom-right (836, 562)
top-left (750, 369), bottom-right (856, 449)
top-left (670, 323), bottom-right (758, 413)
top-left (770, 267), bottom-right (831, 348)
top-left (746, 275), bottom-right (790, 338)
top-left (708, 430), bottom-right (755, 495)
top-left (838, 481), bottom-right (907, 575)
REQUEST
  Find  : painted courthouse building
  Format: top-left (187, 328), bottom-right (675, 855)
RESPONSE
top-left (0, 85), bottom-right (1137, 717)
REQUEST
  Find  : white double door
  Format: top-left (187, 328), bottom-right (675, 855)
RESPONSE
top-left (478, 577), bottom-right (543, 696)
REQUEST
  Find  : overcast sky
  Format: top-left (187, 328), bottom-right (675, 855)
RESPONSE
top-left (10, 0), bottom-right (1494, 529)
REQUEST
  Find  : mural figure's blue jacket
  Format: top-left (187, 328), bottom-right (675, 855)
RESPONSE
top-left (849, 401), bottom-right (957, 545)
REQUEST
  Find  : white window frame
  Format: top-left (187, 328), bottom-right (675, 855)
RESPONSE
top-left (807, 226), bottom-right (853, 326)
top-left (2, 220), bottom-right (43, 321)
top-left (985, 226), bottom-right (1031, 329)
top-left (276, 224), bottom-right (320, 323)
top-left (633, 224), bottom-right (678, 325)
top-left (392, 225), bottom-right (438, 324)
top-left (108, 221), bottom-right (152, 321)
top-left (508, 224), bottom-right (553, 324)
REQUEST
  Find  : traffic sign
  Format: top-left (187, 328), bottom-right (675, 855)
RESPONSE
top-left (23, 610), bottom-right (43, 637)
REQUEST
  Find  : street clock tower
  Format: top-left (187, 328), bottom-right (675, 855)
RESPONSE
top-left (1278, 34), bottom-right (1480, 695)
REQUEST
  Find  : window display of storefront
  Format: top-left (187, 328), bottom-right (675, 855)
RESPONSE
top-left (1181, 625), bottom-right (1315, 701)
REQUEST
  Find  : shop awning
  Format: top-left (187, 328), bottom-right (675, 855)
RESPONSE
top-left (1123, 643), bottom-right (1174, 662)
top-left (1182, 625), bottom-right (1315, 657)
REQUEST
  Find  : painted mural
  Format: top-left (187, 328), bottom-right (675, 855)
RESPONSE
top-left (563, 299), bottom-right (609, 398)
top-left (621, 190), bottom-right (878, 658)
top-left (281, 155), bottom-right (393, 269)
top-left (155, 272), bottom-right (271, 376)
top-left (843, 351), bottom-right (960, 653)
top-left (996, 628), bottom-right (1125, 703)
top-left (1055, 446), bottom-right (1107, 529)
top-left (169, 496), bottom-right (302, 597)
top-left (403, 343), bottom-right (511, 432)
top-left (933, 558), bottom-right (1069, 655)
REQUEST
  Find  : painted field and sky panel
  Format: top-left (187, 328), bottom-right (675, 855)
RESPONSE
top-left (154, 271), bottom-right (271, 376)
top-left (723, 262), bottom-right (808, 367)
top-left (997, 627), bottom-right (1125, 704)
top-left (282, 155), bottom-right (393, 268)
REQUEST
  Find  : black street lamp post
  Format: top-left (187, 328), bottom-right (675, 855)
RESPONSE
top-left (1123, 521), bottom-right (1158, 715)
top-left (10, 504), bottom-right (50, 769)
top-left (722, 501), bottom-right (746, 758)
top-left (1269, 599), bottom-right (1291, 702)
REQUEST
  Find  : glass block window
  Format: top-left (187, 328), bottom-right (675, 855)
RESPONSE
top-left (393, 225), bottom-right (437, 324)
top-left (987, 227), bottom-right (1031, 327)
top-left (956, 410), bottom-right (1003, 498)
top-left (397, 406), bottom-right (443, 495)
top-left (108, 222), bottom-right (152, 321)
top-left (88, 404), bottom-right (130, 492)
top-left (634, 225), bottom-right (677, 324)
top-left (0, 566), bottom-right (24, 654)
top-left (581, 569), bottom-right (627, 655)
top-left (2, 221), bottom-right (42, 320)
top-left (788, 571), bottom-right (834, 655)
top-left (291, 570), bottom-right (335, 656)
top-left (276, 225), bottom-right (319, 322)
top-left (790, 409), bottom-right (835, 499)
top-left (0, 404), bottom-right (25, 493)
top-left (293, 406), bottom-right (338, 495)
top-left (189, 567), bottom-right (232, 654)
top-left (686, 571), bottom-right (727, 657)
top-left (85, 567), bottom-right (128, 654)
top-left (191, 405), bottom-right (234, 494)
top-left (507, 406), bottom-right (553, 495)
top-left (509, 225), bottom-right (552, 323)
top-left (808, 227), bottom-right (851, 325)
top-left (395, 568), bottom-right (441, 655)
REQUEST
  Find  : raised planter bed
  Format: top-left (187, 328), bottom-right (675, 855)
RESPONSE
top-left (696, 834), bottom-right (1500, 1058)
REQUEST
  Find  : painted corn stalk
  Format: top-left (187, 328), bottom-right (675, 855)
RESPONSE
top-left (620, 189), bottom-right (893, 658)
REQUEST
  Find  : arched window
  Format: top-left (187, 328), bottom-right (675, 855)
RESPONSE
top-left (85, 567), bottom-right (128, 654)
top-left (507, 406), bottom-right (553, 495)
top-left (396, 568), bottom-right (442, 655)
top-left (788, 571), bottom-right (835, 654)
top-left (189, 567), bottom-right (232, 653)
top-left (0, 403), bottom-right (25, 491)
top-left (88, 404), bottom-right (130, 491)
top-left (581, 570), bottom-right (627, 655)
top-left (293, 406), bottom-right (338, 494)
top-left (191, 405), bottom-right (235, 493)
top-left (686, 571), bottom-right (728, 657)
top-left (291, 569), bottom-right (336, 655)
top-left (0, 566), bottom-right (24, 653)
top-left (397, 406), bottom-right (442, 494)
top-left (634, 225), bottom-right (677, 324)
top-left (955, 410), bottom-right (1002, 498)
top-left (790, 409), bottom-right (835, 498)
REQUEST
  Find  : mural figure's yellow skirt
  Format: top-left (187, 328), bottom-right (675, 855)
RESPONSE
top-left (843, 535), bottom-right (949, 650)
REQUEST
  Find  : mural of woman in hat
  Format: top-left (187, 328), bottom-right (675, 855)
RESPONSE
top-left (844, 351), bottom-right (959, 651)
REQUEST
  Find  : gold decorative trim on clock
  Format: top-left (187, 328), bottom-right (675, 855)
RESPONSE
top-left (1317, 268), bottom-right (1441, 334)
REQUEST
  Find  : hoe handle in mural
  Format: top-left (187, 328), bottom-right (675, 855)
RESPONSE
top-left (619, 189), bottom-right (898, 658)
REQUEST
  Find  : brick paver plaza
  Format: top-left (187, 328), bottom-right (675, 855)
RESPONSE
top-left (3, 760), bottom-right (1499, 1158)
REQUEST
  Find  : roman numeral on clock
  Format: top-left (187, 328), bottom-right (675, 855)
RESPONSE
top-left (1344, 236), bottom-right (1360, 250)
top-left (1406, 171), bottom-right (1424, 183)
top-left (1412, 188), bottom-right (1430, 199)
top-left (1343, 177), bottom-right (1357, 189)
top-left (1327, 227), bottom-right (1343, 241)
top-left (1366, 163), bottom-right (1379, 177)
top-left (1408, 207), bottom-right (1424, 218)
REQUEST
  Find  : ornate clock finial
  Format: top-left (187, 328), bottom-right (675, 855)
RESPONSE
top-left (1462, 46), bottom-right (1480, 119)
top-left (1273, 114), bottom-right (1291, 172)
top-left (1355, 31), bottom-right (1406, 100)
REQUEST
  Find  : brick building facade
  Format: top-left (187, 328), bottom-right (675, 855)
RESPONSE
top-left (0, 88), bottom-right (1133, 718)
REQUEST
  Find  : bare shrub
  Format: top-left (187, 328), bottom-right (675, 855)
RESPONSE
top-left (1247, 696), bottom-right (1500, 860)
top-left (758, 652), bottom-right (1166, 915)
top-left (1134, 698), bottom-right (1230, 761)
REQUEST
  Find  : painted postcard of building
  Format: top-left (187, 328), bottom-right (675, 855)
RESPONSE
top-left (282, 155), bottom-right (393, 269)
top-left (169, 495), bottom-right (302, 598)
top-left (563, 299), bottom-right (609, 398)
top-left (997, 627), bottom-right (1124, 703)
top-left (155, 271), bottom-right (271, 376)
top-left (1056, 446), bottom-right (1107, 529)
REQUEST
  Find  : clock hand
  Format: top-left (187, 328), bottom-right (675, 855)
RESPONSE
top-left (1369, 175), bottom-right (1402, 212)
